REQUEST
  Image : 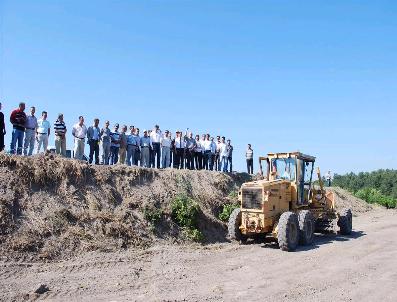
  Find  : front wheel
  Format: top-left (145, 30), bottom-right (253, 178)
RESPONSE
top-left (228, 208), bottom-right (244, 241)
top-left (277, 212), bottom-right (299, 251)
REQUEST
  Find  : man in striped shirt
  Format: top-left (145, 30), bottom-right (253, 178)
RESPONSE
top-left (54, 113), bottom-right (67, 156)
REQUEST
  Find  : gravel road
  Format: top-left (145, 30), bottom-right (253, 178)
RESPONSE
top-left (1, 209), bottom-right (396, 302)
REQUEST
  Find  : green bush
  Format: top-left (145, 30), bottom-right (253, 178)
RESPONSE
top-left (355, 188), bottom-right (396, 209)
top-left (143, 206), bottom-right (163, 225)
top-left (228, 190), bottom-right (238, 199)
top-left (219, 203), bottom-right (239, 222)
top-left (171, 194), bottom-right (203, 242)
top-left (182, 227), bottom-right (204, 242)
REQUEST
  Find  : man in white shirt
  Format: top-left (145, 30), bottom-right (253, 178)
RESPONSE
top-left (24, 106), bottom-right (38, 156)
top-left (150, 125), bottom-right (162, 168)
top-left (160, 130), bottom-right (171, 169)
top-left (218, 137), bottom-right (227, 172)
top-left (202, 134), bottom-right (212, 170)
top-left (325, 171), bottom-right (332, 187)
top-left (36, 111), bottom-right (51, 154)
top-left (72, 116), bottom-right (87, 160)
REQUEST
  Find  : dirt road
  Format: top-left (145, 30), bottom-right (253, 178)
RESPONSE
top-left (1, 209), bottom-right (396, 302)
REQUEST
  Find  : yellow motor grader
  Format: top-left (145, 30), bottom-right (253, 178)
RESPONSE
top-left (228, 152), bottom-right (352, 251)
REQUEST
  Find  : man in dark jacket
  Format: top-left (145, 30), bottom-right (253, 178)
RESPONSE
top-left (0, 102), bottom-right (6, 152)
top-left (87, 118), bottom-right (101, 164)
top-left (9, 102), bottom-right (27, 154)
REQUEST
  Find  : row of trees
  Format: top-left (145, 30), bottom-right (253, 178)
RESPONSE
top-left (332, 169), bottom-right (397, 208)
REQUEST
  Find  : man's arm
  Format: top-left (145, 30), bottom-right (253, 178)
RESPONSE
top-left (9, 110), bottom-right (16, 125)
top-left (71, 125), bottom-right (76, 137)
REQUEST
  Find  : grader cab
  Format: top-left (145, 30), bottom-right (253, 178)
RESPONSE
top-left (228, 152), bottom-right (352, 251)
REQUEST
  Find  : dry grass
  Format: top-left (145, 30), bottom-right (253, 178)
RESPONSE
top-left (0, 153), bottom-right (244, 261)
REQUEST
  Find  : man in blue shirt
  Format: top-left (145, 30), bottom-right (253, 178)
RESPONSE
top-left (110, 123), bottom-right (120, 165)
top-left (140, 130), bottom-right (151, 168)
top-left (87, 118), bottom-right (101, 165)
top-left (126, 126), bottom-right (139, 166)
top-left (24, 106), bottom-right (38, 156)
top-left (100, 121), bottom-right (111, 165)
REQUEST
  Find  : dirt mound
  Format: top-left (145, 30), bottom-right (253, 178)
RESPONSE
top-left (0, 153), bottom-right (249, 260)
top-left (330, 187), bottom-right (377, 214)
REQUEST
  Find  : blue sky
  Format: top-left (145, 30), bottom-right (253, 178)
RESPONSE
top-left (1, 0), bottom-right (396, 174)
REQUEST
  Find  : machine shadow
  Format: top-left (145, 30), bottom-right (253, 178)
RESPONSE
top-left (258, 230), bottom-right (366, 251)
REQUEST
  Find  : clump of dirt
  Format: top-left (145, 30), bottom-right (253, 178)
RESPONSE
top-left (330, 187), bottom-right (377, 214)
top-left (0, 153), bottom-right (245, 260)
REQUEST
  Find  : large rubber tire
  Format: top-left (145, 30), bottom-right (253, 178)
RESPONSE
top-left (338, 209), bottom-right (352, 235)
top-left (277, 212), bottom-right (299, 251)
top-left (298, 210), bottom-right (315, 245)
top-left (228, 208), bottom-right (244, 241)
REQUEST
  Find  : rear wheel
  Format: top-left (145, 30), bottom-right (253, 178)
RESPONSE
top-left (228, 208), bottom-right (246, 242)
top-left (338, 209), bottom-right (352, 235)
top-left (298, 210), bottom-right (315, 245)
top-left (277, 212), bottom-right (299, 251)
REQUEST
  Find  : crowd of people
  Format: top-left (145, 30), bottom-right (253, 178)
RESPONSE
top-left (0, 102), bottom-right (255, 174)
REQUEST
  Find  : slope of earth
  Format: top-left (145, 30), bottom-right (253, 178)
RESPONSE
top-left (0, 153), bottom-right (249, 261)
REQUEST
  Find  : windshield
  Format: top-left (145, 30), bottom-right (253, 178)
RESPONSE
top-left (270, 158), bottom-right (296, 181)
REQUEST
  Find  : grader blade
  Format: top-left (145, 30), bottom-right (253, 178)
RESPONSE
top-left (325, 190), bottom-right (335, 210)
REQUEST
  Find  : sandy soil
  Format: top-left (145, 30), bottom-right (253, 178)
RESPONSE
top-left (1, 208), bottom-right (396, 302)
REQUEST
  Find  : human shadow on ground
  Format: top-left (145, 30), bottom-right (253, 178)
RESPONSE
top-left (256, 230), bottom-right (366, 251)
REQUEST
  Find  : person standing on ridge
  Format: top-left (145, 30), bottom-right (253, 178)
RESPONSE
top-left (325, 171), bottom-right (332, 187)
top-left (109, 123), bottom-right (120, 165)
top-left (0, 102), bottom-right (5, 152)
top-left (150, 125), bottom-right (162, 168)
top-left (23, 106), bottom-right (38, 156)
top-left (72, 116), bottom-right (87, 160)
top-left (87, 118), bottom-right (101, 164)
top-left (225, 139), bottom-right (233, 173)
top-left (160, 130), bottom-right (172, 169)
top-left (9, 102), bottom-right (27, 155)
top-left (246, 144), bottom-right (254, 174)
top-left (100, 121), bottom-right (111, 165)
top-left (118, 125), bottom-right (128, 165)
top-left (54, 113), bottom-right (67, 156)
top-left (140, 130), bottom-right (151, 168)
top-left (36, 111), bottom-right (51, 153)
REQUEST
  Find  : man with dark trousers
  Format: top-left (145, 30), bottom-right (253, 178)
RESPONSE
top-left (87, 118), bottom-right (101, 164)
top-left (150, 125), bottom-right (162, 168)
top-left (9, 102), bottom-right (27, 155)
top-left (0, 102), bottom-right (5, 152)
top-left (173, 130), bottom-right (185, 169)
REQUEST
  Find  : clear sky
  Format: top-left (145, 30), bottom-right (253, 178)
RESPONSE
top-left (1, 0), bottom-right (396, 174)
